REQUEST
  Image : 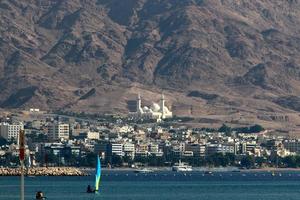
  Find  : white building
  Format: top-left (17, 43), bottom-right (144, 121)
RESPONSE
top-left (86, 131), bottom-right (100, 140)
top-left (130, 94), bottom-right (172, 122)
top-left (123, 143), bottom-right (135, 158)
top-left (29, 108), bottom-right (40, 112)
top-left (48, 123), bottom-right (70, 140)
top-left (0, 122), bottom-right (24, 141)
top-left (109, 143), bottom-right (124, 157)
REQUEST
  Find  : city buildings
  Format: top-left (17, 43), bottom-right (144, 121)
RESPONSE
top-left (1, 112), bottom-right (299, 169)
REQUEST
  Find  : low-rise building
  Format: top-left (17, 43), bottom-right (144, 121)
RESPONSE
top-left (185, 143), bottom-right (206, 157)
top-left (283, 140), bottom-right (300, 154)
top-left (108, 143), bottom-right (124, 157)
top-left (123, 143), bottom-right (135, 159)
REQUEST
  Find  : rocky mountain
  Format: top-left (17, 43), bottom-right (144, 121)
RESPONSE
top-left (1, 0), bottom-right (300, 130)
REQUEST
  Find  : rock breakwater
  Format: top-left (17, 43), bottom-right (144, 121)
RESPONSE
top-left (0, 167), bottom-right (87, 176)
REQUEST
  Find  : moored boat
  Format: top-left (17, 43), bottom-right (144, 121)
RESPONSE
top-left (172, 160), bottom-right (192, 172)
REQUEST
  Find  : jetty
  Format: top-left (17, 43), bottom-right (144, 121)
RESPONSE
top-left (0, 167), bottom-right (87, 176)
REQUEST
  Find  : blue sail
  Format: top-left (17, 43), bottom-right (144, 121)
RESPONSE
top-left (95, 156), bottom-right (101, 191)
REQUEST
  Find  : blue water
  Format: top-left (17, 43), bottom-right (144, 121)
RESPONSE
top-left (1, 171), bottom-right (300, 200)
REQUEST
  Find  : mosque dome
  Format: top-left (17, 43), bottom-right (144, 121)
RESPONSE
top-left (151, 103), bottom-right (161, 112)
top-left (143, 106), bottom-right (150, 112)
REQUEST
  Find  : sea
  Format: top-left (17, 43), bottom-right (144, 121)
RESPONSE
top-left (1, 171), bottom-right (300, 200)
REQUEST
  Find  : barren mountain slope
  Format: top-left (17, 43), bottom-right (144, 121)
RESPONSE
top-left (1, 0), bottom-right (300, 130)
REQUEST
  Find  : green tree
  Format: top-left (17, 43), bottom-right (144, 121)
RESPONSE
top-left (64, 153), bottom-right (78, 166)
top-left (241, 155), bottom-right (255, 169)
top-left (111, 154), bottom-right (123, 166)
top-left (212, 153), bottom-right (229, 167)
top-left (249, 124), bottom-right (264, 133)
top-left (255, 157), bottom-right (266, 168)
top-left (0, 136), bottom-right (8, 146)
top-left (123, 154), bottom-right (133, 165)
top-left (148, 155), bottom-right (158, 166)
top-left (46, 153), bottom-right (59, 166)
top-left (219, 124), bottom-right (231, 135)
top-left (86, 152), bottom-right (97, 167)
top-left (190, 156), bottom-right (206, 167)
top-left (224, 153), bottom-right (236, 166)
top-left (283, 156), bottom-right (298, 168)
top-left (134, 155), bottom-right (148, 164)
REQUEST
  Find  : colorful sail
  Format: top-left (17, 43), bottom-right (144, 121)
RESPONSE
top-left (95, 156), bottom-right (101, 191)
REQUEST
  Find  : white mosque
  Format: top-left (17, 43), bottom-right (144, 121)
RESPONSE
top-left (130, 93), bottom-right (173, 122)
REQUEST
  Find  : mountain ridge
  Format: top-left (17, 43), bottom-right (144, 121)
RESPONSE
top-left (1, 0), bottom-right (300, 131)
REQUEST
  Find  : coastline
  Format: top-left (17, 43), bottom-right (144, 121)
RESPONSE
top-left (2, 166), bottom-right (300, 176)
top-left (243, 167), bottom-right (300, 172)
top-left (86, 166), bottom-right (300, 172)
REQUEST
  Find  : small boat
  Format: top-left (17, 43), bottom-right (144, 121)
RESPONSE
top-left (204, 171), bottom-right (213, 175)
top-left (134, 168), bottom-right (154, 173)
top-left (87, 155), bottom-right (101, 193)
top-left (94, 156), bottom-right (101, 192)
top-left (172, 160), bottom-right (192, 172)
top-left (271, 171), bottom-right (275, 176)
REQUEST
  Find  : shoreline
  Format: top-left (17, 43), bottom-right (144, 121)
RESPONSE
top-left (82, 166), bottom-right (300, 173)
top-left (2, 166), bottom-right (300, 176)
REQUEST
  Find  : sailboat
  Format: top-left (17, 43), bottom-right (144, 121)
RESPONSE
top-left (94, 156), bottom-right (101, 193)
top-left (26, 154), bottom-right (35, 177)
top-left (87, 155), bottom-right (101, 194)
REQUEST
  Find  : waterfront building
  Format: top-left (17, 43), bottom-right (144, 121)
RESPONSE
top-left (149, 143), bottom-right (159, 153)
top-left (94, 142), bottom-right (109, 157)
top-left (206, 144), bottom-right (223, 155)
top-left (182, 151), bottom-right (194, 157)
top-left (108, 143), bottom-right (124, 157)
top-left (43, 143), bottom-right (81, 164)
top-left (185, 143), bottom-right (206, 157)
top-left (136, 143), bottom-right (149, 157)
top-left (123, 143), bottom-right (135, 159)
top-left (221, 143), bottom-right (235, 154)
top-left (149, 143), bottom-right (163, 156)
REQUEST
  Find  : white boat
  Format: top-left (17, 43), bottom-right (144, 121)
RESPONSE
top-left (172, 160), bottom-right (192, 172)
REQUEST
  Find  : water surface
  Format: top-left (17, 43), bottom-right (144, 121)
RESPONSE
top-left (1, 171), bottom-right (300, 200)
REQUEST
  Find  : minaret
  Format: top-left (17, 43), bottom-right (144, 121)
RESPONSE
top-left (160, 93), bottom-right (165, 118)
top-left (137, 93), bottom-right (142, 113)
